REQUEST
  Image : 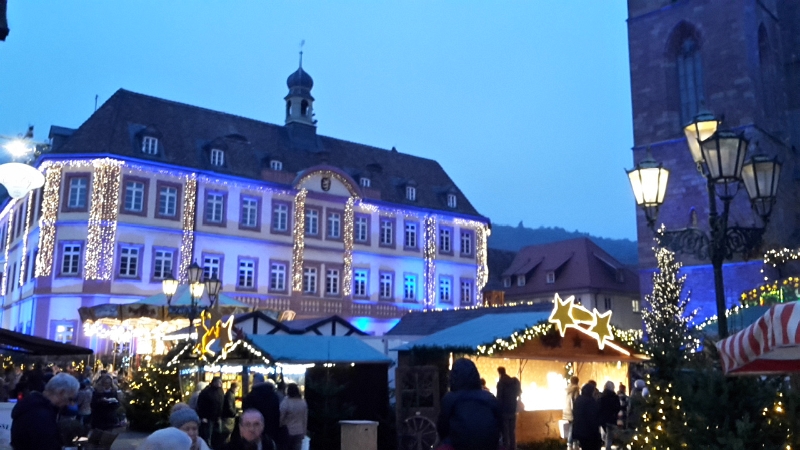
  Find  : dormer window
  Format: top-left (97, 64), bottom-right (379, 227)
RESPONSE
top-left (360, 177), bottom-right (371, 188)
top-left (210, 148), bottom-right (225, 166)
top-left (503, 278), bottom-right (511, 288)
top-left (447, 194), bottom-right (457, 208)
top-left (142, 136), bottom-right (158, 155)
top-left (517, 275), bottom-right (526, 287)
top-left (270, 160), bottom-right (283, 171)
top-left (406, 186), bottom-right (416, 201)
top-left (546, 271), bottom-right (555, 284)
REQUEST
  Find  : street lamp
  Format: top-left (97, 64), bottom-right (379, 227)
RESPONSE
top-left (0, 131), bottom-right (46, 199)
top-left (160, 261), bottom-right (212, 328)
top-left (162, 274), bottom-right (179, 305)
top-left (627, 114), bottom-right (781, 338)
top-left (205, 276), bottom-right (222, 309)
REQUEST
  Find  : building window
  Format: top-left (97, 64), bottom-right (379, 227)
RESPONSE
top-left (67, 176), bottom-right (89, 210)
top-left (406, 186), bottom-right (416, 201)
top-left (632, 299), bottom-right (641, 313)
top-left (238, 259), bottom-right (256, 289)
top-left (403, 274), bottom-right (416, 301)
top-left (503, 277), bottom-right (511, 288)
top-left (303, 267), bottom-right (317, 294)
top-left (152, 249), bottom-right (174, 280)
top-left (52, 321), bottom-right (75, 344)
top-left (269, 262), bottom-right (287, 292)
top-left (270, 160), bottom-right (283, 171)
top-left (158, 185), bottom-right (178, 218)
top-left (272, 202), bottom-right (289, 232)
top-left (241, 197), bottom-right (259, 229)
top-left (142, 136), bottom-right (158, 155)
top-left (205, 192), bottom-right (225, 224)
top-left (447, 194), bottom-right (457, 208)
top-left (604, 297), bottom-right (612, 311)
top-left (60, 243), bottom-right (82, 276)
top-left (123, 180), bottom-right (146, 213)
top-left (327, 212), bottom-right (341, 239)
top-left (460, 279), bottom-right (473, 304)
top-left (360, 177), bottom-right (371, 188)
top-left (203, 255), bottom-right (222, 281)
top-left (404, 222), bottom-right (417, 248)
top-left (325, 269), bottom-right (340, 295)
top-left (460, 231), bottom-right (473, 256)
top-left (439, 277), bottom-right (452, 303)
top-left (27, 249), bottom-right (37, 283)
top-left (439, 228), bottom-right (451, 253)
top-left (355, 215), bottom-right (369, 243)
top-left (210, 148), bottom-right (225, 166)
top-left (6, 263), bottom-right (15, 293)
top-left (517, 276), bottom-right (526, 287)
top-left (379, 272), bottom-right (393, 299)
top-left (676, 37), bottom-right (705, 125)
top-left (380, 219), bottom-right (393, 246)
top-left (546, 271), bottom-right (555, 284)
top-left (305, 209), bottom-right (319, 236)
top-left (118, 246), bottom-right (140, 278)
top-left (353, 269), bottom-right (368, 297)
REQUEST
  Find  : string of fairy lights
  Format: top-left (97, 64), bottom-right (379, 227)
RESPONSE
top-left (35, 163), bottom-right (62, 277)
top-left (342, 197), bottom-right (356, 297)
top-left (424, 215), bottom-right (437, 309)
top-left (85, 159), bottom-right (122, 280)
top-left (179, 174), bottom-right (197, 282)
top-left (0, 200), bottom-right (15, 296)
top-left (291, 189), bottom-right (308, 292)
top-left (17, 192), bottom-right (33, 287)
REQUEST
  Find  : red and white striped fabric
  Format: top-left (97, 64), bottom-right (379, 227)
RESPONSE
top-left (716, 302), bottom-right (800, 375)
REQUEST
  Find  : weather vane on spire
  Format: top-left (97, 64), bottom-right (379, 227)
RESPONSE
top-left (299, 39), bottom-right (305, 68)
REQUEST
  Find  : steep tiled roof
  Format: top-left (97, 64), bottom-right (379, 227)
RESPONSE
top-left (502, 238), bottom-right (640, 298)
top-left (49, 89), bottom-right (484, 218)
top-left (385, 303), bottom-right (552, 336)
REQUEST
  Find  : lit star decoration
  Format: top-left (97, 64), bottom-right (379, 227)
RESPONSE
top-left (547, 293), bottom-right (616, 349)
top-left (548, 293), bottom-right (576, 335)
top-left (589, 309), bottom-right (613, 347)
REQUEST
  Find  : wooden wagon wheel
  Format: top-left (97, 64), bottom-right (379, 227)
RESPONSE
top-left (402, 413), bottom-right (438, 450)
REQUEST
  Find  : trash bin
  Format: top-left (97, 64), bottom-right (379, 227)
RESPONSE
top-left (339, 420), bottom-right (378, 450)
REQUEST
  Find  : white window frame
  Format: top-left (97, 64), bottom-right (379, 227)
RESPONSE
top-left (460, 280), bottom-right (472, 304)
top-left (325, 269), bottom-right (340, 295)
top-left (353, 269), bottom-right (368, 297)
top-left (380, 220), bottom-right (393, 246)
top-left (546, 271), bottom-right (556, 284)
top-left (503, 278), bottom-right (511, 288)
top-left (517, 276), bottom-right (526, 287)
top-left (303, 267), bottom-right (317, 294)
top-left (406, 186), bottom-right (416, 201)
top-left (142, 136), bottom-right (158, 155)
top-left (153, 249), bottom-right (174, 279)
top-left (632, 299), bottom-right (641, 313)
top-left (327, 213), bottom-right (341, 239)
top-left (273, 203), bottom-right (288, 232)
top-left (305, 209), bottom-right (319, 235)
top-left (269, 263), bottom-right (286, 291)
top-left (460, 231), bottom-right (473, 255)
top-left (238, 259), bottom-right (256, 289)
top-left (124, 181), bottom-right (145, 212)
top-left (270, 160), bottom-right (283, 171)
top-left (203, 256), bottom-right (221, 280)
top-left (439, 228), bottom-right (451, 253)
top-left (61, 244), bottom-right (81, 275)
top-left (447, 193), bottom-right (457, 208)
top-left (355, 216), bottom-right (368, 242)
top-left (210, 148), bottom-right (225, 166)
top-left (68, 177), bottom-right (88, 209)
top-left (404, 222), bottom-right (417, 248)
top-left (403, 274), bottom-right (416, 301)
top-left (206, 192), bottom-right (224, 223)
top-left (439, 277), bottom-right (451, 302)
top-left (158, 186), bottom-right (178, 217)
top-left (118, 246), bottom-right (140, 278)
top-left (360, 177), bottom-right (371, 188)
top-left (241, 197), bottom-right (259, 228)
top-left (380, 273), bottom-right (393, 299)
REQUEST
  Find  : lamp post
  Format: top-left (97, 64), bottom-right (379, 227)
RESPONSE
top-left (627, 111), bottom-right (781, 338)
top-left (0, 132), bottom-right (46, 199)
top-left (161, 261), bottom-right (212, 329)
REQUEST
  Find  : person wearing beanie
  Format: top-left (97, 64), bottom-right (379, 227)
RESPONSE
top-left (170, 407), bottom-right (211, 450)
top-left (138, 427), bottom-right (192, 450)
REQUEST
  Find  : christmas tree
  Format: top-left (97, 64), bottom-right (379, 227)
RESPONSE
top-left (641, 247), bottom-right (698, 379)
top-left (125, 363), bottom-right (182, 431)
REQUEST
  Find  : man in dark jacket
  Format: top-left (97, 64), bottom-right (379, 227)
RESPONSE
top-left (496, 366), bottom-right (521, 450)
top-left (573, 383), bottom-right (602, 450)
top-left (598, 381), bottom-right (621, 450)
top-left (242, 375), bottom-right (282, 447)
top-left (437, 358), bottom-right (502, 450)
top-left (11, 372), bottom-right (79, 450)
top-left (224, 409), bottom-right (276, 450)
top-left (220, 382), bottom-right (239, 445)
top-left (197, 377), bottom-right (225, 447)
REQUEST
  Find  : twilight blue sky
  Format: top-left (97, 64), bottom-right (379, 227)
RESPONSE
top-left (0, 1), bottom-right (636, 240)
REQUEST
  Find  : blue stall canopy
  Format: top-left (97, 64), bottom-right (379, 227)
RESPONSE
top-left (393, 311), bottom-right (551, 352)
top-left (243, 334), bottom-right (391, 364)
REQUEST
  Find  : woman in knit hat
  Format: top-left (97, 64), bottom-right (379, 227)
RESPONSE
top-left (170, 407), bottom-right (211, 450)
top-left (138, 427), bottom-right (192, 450)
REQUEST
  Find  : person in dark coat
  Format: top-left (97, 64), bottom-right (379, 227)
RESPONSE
top-left (224, 409), bottom-right (276, 450)
top-left (436, 358), bottom-right (502, 450)
top-left (496, 366), bottom-right (521, 450)
top-left (197, 377), bottom-right (225, 447)
top-left (598, 381), bottom-right (621, 450)
top-left (220, 382), bottom-right (239, 445)
top-left (242, 374), bottom-right (282, 447)
top-left (11, 373), bottom-right (80, 450)
top-left (91, 374), bottom-right (121, 430)
top-left (572, 383), bottom-right (602, 450)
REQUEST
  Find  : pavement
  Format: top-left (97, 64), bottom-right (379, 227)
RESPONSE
top-left (109, 430), bottom-right (148, 450)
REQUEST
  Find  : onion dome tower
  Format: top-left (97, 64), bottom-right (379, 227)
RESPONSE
top-left (285, 51), bottom-right (315, 128)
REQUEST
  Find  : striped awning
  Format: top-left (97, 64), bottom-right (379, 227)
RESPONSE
top-left (716, 302), bottom-right (800, 375)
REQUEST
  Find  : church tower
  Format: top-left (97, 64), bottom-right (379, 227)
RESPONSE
top-left (284, 53), bottom-right (316, 128)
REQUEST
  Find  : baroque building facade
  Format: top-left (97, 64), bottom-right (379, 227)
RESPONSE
top-left (0, 64), bottom-right (490, 345)
top-left (627, 0), bottom-right (800, 320)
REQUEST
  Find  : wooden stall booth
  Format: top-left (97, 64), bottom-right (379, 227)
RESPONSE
top-left (394, 294), bottom-right (645, 448)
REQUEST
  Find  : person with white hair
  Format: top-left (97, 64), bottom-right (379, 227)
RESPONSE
top-left (11, 372), bottom-right (80, 450)
top-left (138, 427), bottom-right (192, 450)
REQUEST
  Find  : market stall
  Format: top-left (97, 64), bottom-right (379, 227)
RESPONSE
top-left (393, 294), bottom-right (645, 447)
top-left (716, 301), bottom-right (800, 375)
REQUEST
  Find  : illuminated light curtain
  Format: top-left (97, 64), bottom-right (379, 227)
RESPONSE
top-left (342, 197), bottom-right (356, 297)
top-left (35, 164), bottom-right (62, 277)
top-left (85, 159), bottom-right (123, 280)
top-left (476, 224), bottom-right (489, 302)
top-left (179, 174), bottom-right (197, 283)
top-left (291, 189), bottom-right (307, 292)
top-left (0, 200), bottom-right (16, 296)
top-left (424, 215), bottom-right (437, 309)
top-left (18, 192), bottom-right (33, 286)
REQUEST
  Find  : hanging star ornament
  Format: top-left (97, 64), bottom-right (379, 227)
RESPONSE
top-left (549, 294), bottom-right (576, 335)
top-left (589, 309), bottom-right (614, 349)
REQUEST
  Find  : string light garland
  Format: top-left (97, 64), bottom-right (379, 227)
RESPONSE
top-left (291, 189), bottom-right (307, 292)
top-left (1, 200), bottom-right (16, 296)
top-left (179, 174), bottom-right (197, 282)
top-left (295, 170), bottom-right (360, 197)
top-left (475, 224), bottom-right (489, 298)
top-left (342, 197), bottom-right (355, 297)
top-left (85, 159), bottom-right (123, 280)
top-left (18, 192), bottom-right (33, 286)
top-left (424, 215), bottom-right (437, 309)
top-left (35, 164), bottom-right (62, 277)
